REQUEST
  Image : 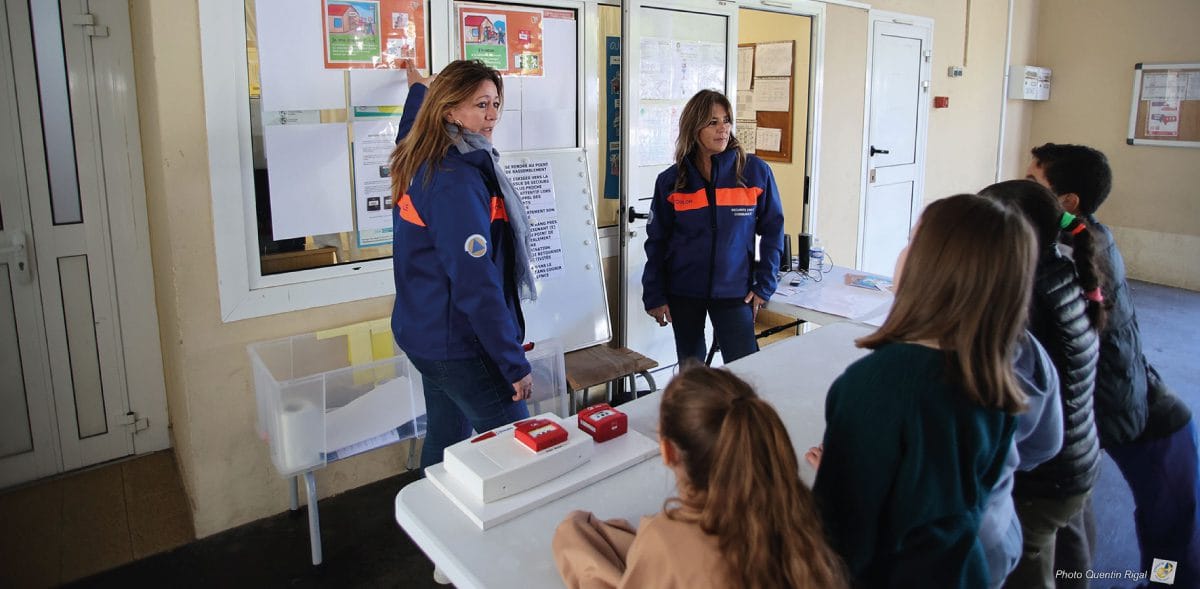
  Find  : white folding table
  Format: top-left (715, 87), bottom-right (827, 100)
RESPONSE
top-left (394, 322), bottom-right (874, 588)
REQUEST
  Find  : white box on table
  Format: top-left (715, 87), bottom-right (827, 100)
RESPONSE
top-left (443, 413), bottom-right (593, 503)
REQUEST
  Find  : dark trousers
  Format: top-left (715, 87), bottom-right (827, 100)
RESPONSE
top-left (1003, 492), bottom-right (1090, 589)
top-left (1107, 418), bottom-right (1200, 588)
top-left (667, 295), bottom-right (758, 365)
top-left (409, 354), bottom-right (530, 469)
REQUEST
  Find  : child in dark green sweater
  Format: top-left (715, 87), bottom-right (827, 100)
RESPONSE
top-left (807, 194), bottom-right (1036, 588)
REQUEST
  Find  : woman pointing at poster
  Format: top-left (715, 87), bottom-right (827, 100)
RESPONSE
top-left (642, 89), bottom-right (785, 364)
top-left (389, 60), bottom-right (536, 468)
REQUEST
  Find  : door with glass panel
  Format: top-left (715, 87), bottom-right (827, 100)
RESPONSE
top-left (0, 0), bottom-right (164, 487)
top-left (619, 0), bottom-right (737, 373)
top-left (0, 0), bottom-right (59, 487)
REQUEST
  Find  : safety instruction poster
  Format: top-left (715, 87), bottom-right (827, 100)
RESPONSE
top-left (502, 160), bottom-right (565, 281)
top-left (458, 5), bottom-right (553, 76)
top-left (323, 0), bottom-right (428, 70)
top-left (1146, 100), bottom-right (1181, 137)
top-left (352, 119), bottom-right (400, 246)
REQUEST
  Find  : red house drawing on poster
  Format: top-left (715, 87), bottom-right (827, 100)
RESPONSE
top-left (328, 4), bottom-right (360, 33)
top-left (463, 15), bottom-right (495, 44)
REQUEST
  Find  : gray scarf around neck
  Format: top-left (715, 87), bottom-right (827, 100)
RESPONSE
top-left (447, 123), bottom-right (538, 301)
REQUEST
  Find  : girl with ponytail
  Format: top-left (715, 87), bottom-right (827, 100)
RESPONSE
top-left (978, 180), bottom-right (1103, 588)
top-left (553, 364), bottom-right (846, 589)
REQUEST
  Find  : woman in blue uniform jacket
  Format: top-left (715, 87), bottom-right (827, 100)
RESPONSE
top-left (389, 61), bottom-right (535, 468)
top-left (642, 89), bottom-right (785, 364)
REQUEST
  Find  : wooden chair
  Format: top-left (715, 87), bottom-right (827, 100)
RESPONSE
top-left (564, 346), bottom-right (659, 412)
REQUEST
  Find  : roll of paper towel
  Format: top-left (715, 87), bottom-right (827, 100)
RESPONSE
top-left (277, 398), bottom-right (323, 473)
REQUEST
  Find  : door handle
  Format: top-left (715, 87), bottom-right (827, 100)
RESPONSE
top-left (0, 231), bottom-right (31, 283)
top-left (869, 145), bottom-right (890, 157)
top-left (627, 206), bottom-right (649, 224)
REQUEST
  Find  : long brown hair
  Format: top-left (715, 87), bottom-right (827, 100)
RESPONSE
top-left (672, 89), bottom-right (746, 192)
top-left (979, 179), bottom-right (1108, 329)
top-left (389, 60), bottom-right (503, 205)
top-left (858, 194), bottom-right (1036, 414)
top-left (659, 364), bottom-right (847, 588)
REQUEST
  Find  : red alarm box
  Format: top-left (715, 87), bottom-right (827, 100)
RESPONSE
top-left (577, 404), bottom-right (628, 443)
top-left (513, 418), bottom-right (569, 452)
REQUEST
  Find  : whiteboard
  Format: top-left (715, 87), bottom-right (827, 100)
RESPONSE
top-left (501, 149), bottom-right (610, 352)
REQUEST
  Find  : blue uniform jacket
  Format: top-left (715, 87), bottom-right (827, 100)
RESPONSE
top-left (390, 84), bottom-right (530, 383)
top-left (642, 149), bottom-right (784, 309)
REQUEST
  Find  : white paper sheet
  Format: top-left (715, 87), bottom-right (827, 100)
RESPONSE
top-left (754, 42), bottom-right (793, 77)
top-left (352, 119), bottom-right (400, 232)
top-left (756, 127), bottom-right (782, 152)
top-left (349, 69), bottom-right (409, 107)
top-left (753, 77), bottom-right (791, 111)
top-left (737, 46), bottom-right (754, 89)
top-left (735, 122), bottom-right (757, 153)
top-left (503, 160), bottom-right (566, 281)
top-left (639, 38), bottom-right (672, 100)
top-left (771, 266), bottom-right (894, 322)
top-left (256, 0), bottom-right (346, 111)
top-left (636, 104), bottom-right (679, 166)
top-left (521, 109), bottom-right (576, 150)
top-left (264, 123), bottom-right (355, 239)
top-left (736, 89), bottom-right (756, 120)
top-left (324, 376), bottom-right (419, 452)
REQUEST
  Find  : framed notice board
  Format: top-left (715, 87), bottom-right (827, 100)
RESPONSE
top-left (737, 41), bottom-right (795, 163)
top-left (1127, 62), bottom-right (1200, 148)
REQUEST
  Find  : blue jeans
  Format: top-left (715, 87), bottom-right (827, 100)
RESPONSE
top-left (667, 295), bottom-right (758, 365)
top-left (409, 354), bottom-right (530, 469)
top-left (1107, 418), bottom-right (1200, 588)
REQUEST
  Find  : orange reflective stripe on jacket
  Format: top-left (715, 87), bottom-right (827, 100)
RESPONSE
top-left (398, 194), bottom-right (426, 227)
top-left (490, 196), bottom-right (509, 222)
top-left (668, 186), bottom-right (762, 211)
top-left (668, 188), bottom-right (708, 212)
top-left (715, 186), bottom-right (762, 206)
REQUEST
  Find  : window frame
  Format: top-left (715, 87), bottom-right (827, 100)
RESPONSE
top-left (199, 0), bottom-right (594, 321)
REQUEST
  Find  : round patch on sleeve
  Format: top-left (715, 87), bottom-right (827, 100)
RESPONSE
top-left (464, 234), bottom-right (488, 257)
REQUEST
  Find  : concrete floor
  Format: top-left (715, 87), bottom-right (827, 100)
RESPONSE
top-left (11, 279), bottom-right (1196, 588)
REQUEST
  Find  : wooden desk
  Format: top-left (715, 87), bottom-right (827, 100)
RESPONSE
top-left (394, 322), bottom-right (873, 589)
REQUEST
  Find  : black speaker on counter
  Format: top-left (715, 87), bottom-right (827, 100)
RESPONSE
top-left (781, 234), bottom-right (792, 272)
top-left (798, 233), bottom-right (812, 272)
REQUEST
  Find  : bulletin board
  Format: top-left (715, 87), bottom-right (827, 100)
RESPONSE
top-left (736, 41), bottom-right (795, 163)
top-left (1127, 62), bottom-right (1200, 148)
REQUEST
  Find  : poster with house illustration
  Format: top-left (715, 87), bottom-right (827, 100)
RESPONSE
top-left (323, 0), bottom-right (427, 69)
top-left (462, 13), bottom-right (508, 70)
top-left (458, 6), bottom-right (544, 76)
top-left (325, 1), bottom-right (381, 65)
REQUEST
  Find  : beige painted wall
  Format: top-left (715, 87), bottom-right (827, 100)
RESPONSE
top-left (1030, 0), bottom-right (1200, 290)
top-left (130, 1), bottom-right (411, 537)
top-left (738, 9), bottom-right (813, 241)
top-left (813, 0), bottom-right (1039, 265)
top-left (127, 0), bottom-right (1045, 538)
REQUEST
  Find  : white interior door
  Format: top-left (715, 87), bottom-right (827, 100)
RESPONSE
top-left (0, 0), bottom-right (60, 487)
top-left (860, 16), bottom-right (930, 276)
top-left (0, 0), bottom-right (168, 487)
top-left (619, 0), bottom-right (736, 373)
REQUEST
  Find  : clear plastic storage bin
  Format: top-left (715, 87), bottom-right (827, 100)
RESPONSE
top-left (249, 321), bottom-right (425, 477)
top-left (249, 320), bottom-right (568, 477)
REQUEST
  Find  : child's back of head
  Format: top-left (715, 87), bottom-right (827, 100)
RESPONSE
top-left (659, 363), bottom-right (847, 588)
top-left (1029, 143), bottom-right (1113, 215)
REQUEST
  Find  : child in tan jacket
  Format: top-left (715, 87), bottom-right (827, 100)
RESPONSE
top-left (552, 364), bottom-right (847, 589)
